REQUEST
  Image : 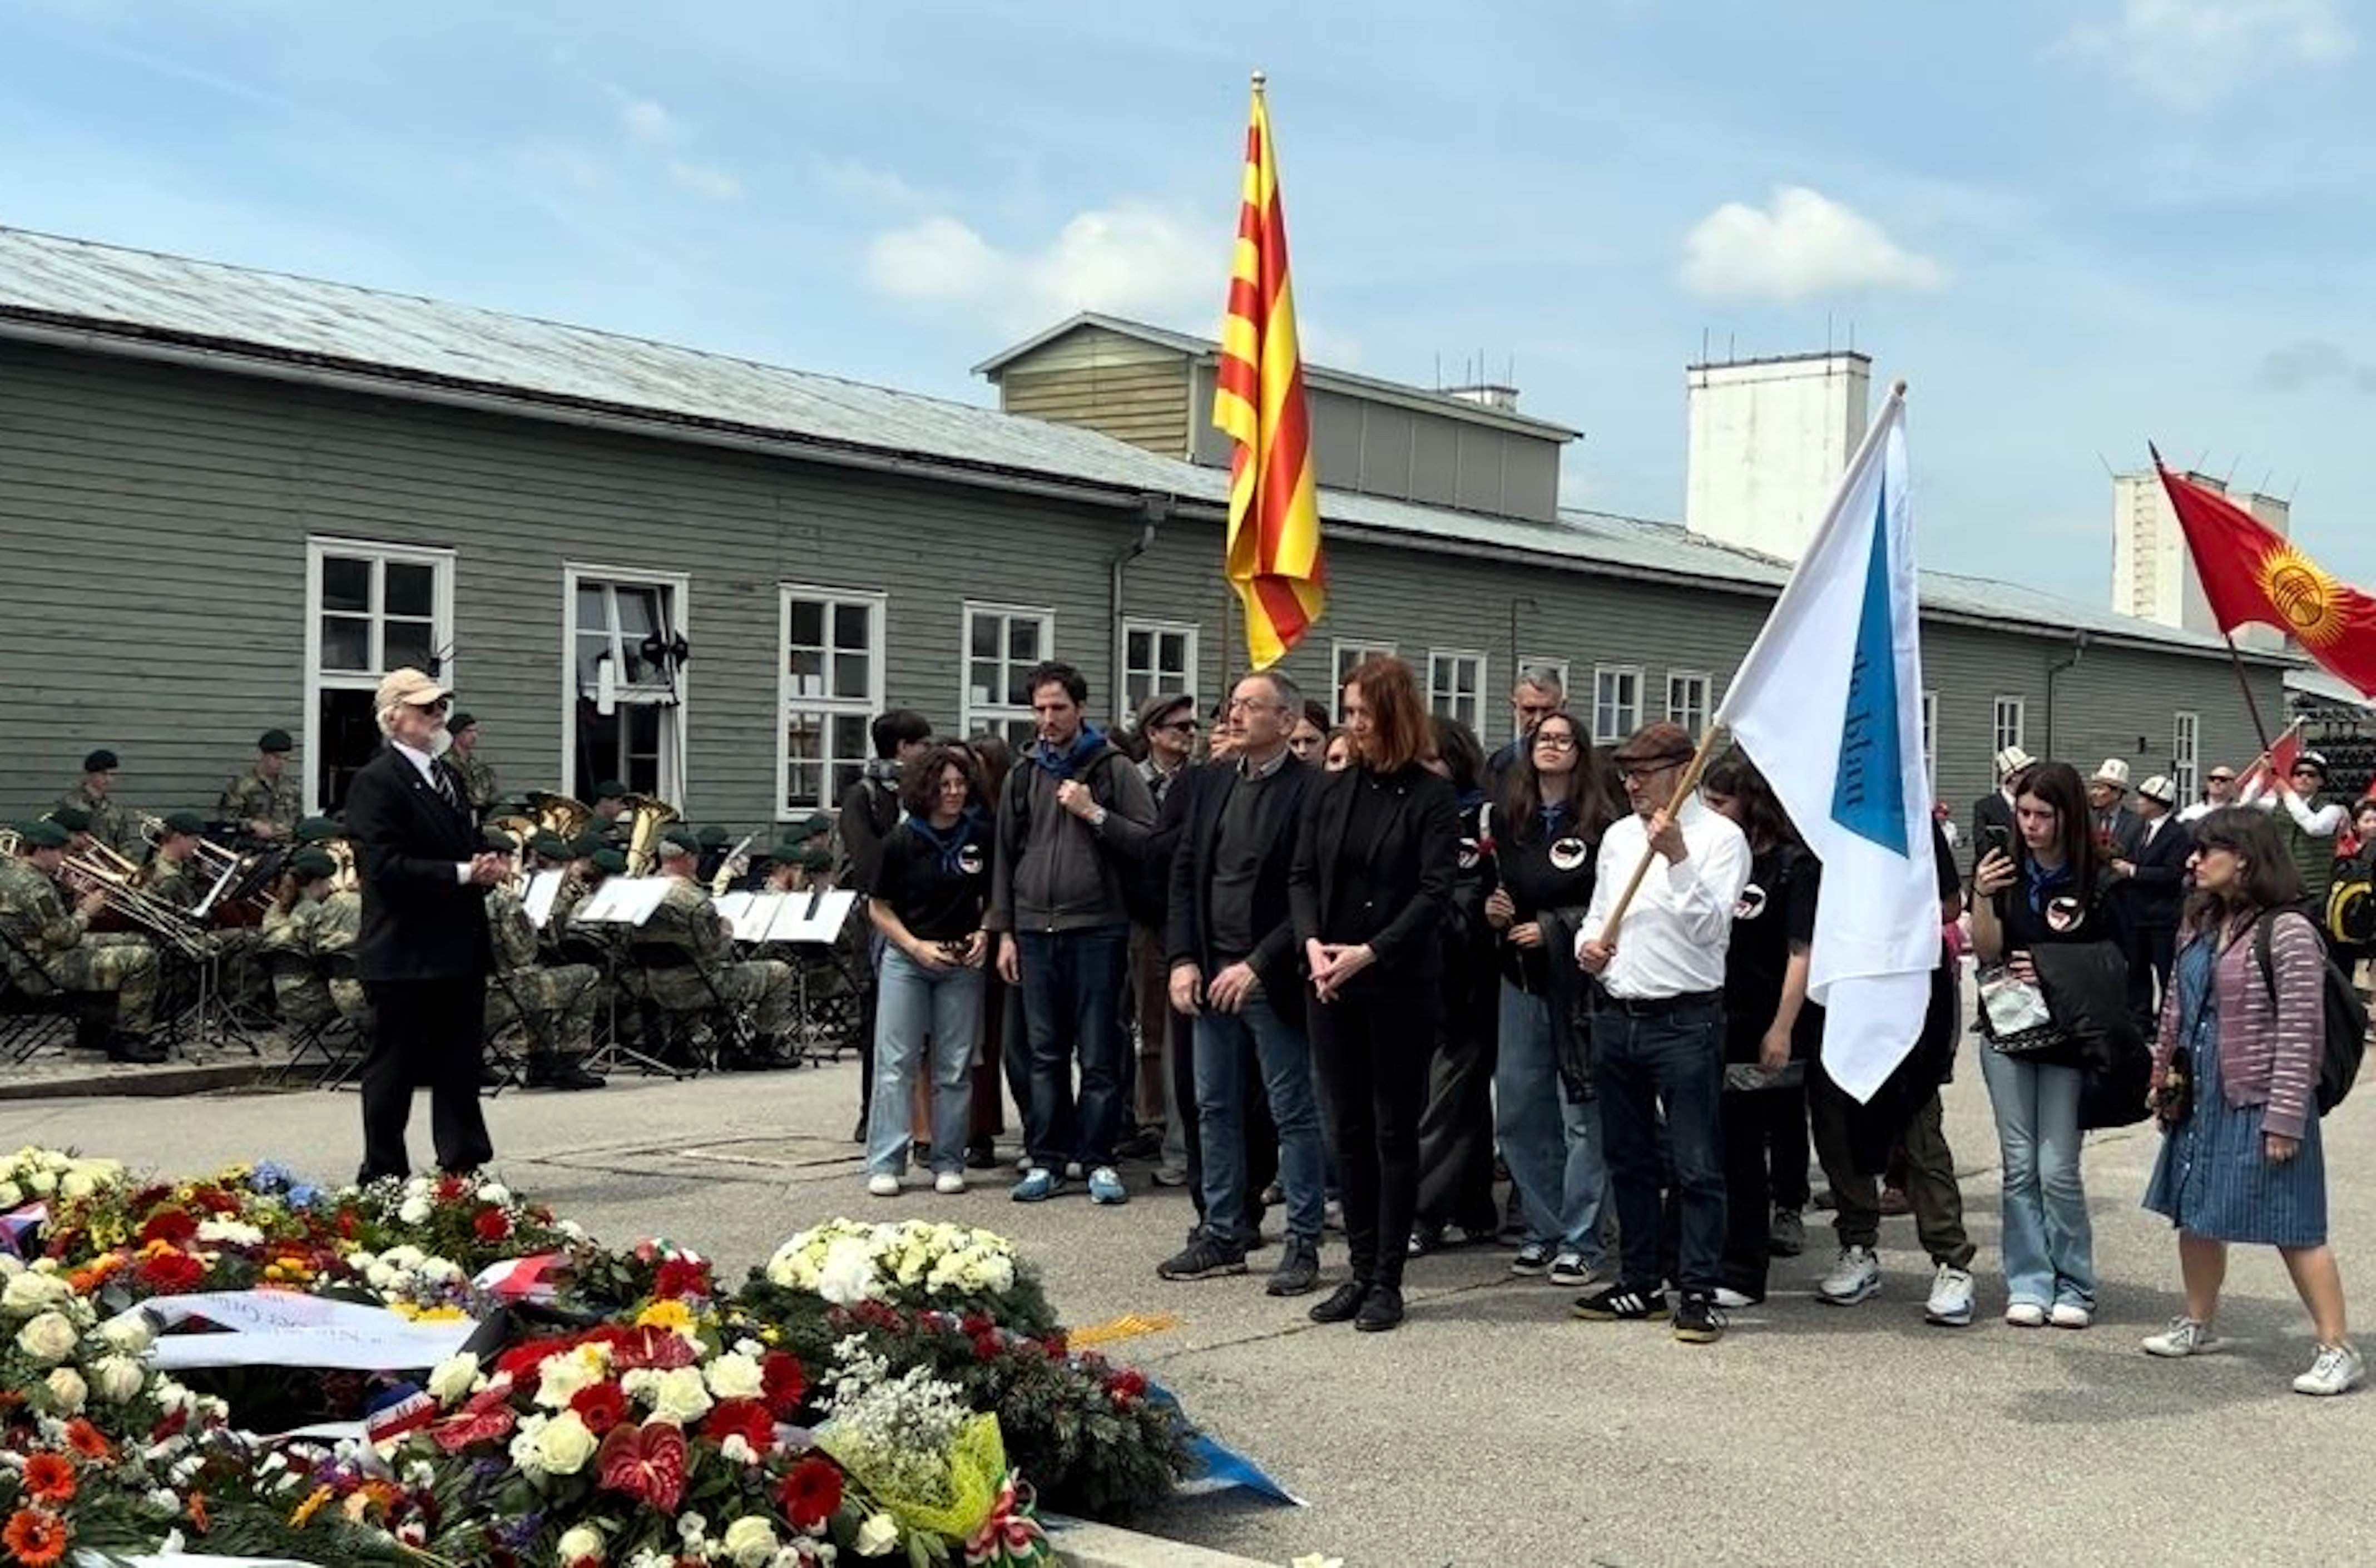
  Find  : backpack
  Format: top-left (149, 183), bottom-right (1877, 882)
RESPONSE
top-left (2252, 910), bottom-right (2369, 1116)
top-left (1006, 748), bottom-right (1167, 928)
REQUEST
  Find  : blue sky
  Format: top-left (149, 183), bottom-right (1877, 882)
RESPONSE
top-left (4, 0), bottom-right (2370, 603)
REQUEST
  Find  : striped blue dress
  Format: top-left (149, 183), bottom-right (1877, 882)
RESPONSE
top-left (2143, 936), bottom-right (2328, 1247)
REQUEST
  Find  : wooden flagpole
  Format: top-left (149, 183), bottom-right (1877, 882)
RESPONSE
top-left (1601, 723), bottom-right (1728, 942)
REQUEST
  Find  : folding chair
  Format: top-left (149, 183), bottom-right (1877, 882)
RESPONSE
top-left (260, 951), bottom-right (363, 1088)
top-left (0, 923), bottom-right (97, 1064)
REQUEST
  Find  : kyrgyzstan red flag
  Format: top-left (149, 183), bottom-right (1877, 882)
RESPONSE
top-left (2155, 453), bottom-right (2376, 696)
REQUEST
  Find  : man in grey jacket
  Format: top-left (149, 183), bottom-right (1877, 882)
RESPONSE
top-left (990, 660), bottom-right (1157, 1206)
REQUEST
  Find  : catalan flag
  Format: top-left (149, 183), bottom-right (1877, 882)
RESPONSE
top-left (1214, 72), bottom-right (1325, 670)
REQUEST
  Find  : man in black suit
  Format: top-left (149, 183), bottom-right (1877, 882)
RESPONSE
top-left (1969, 745), bottom-right (2032, 882)
top-left (2113, 773), bottom-right (2193, 1020)
top-left (345, 667), bottom-right (509, 1182)
top-left (1157, 668), bottom-right (1325, 1297)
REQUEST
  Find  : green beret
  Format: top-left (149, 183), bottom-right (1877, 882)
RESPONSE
top-left (82, 749), bottom-right (119, 773)
top-left (480, 828), bottom-right (517, 853)
top-left (592, 778), bottom-right (630, 802)
top-left (289, 848), bottom-right (337, 880)
top-left (258, 729), bottom-right (294, 754)
top-left (529, 831), bottom-right (573, 862)
top-left (14, 819), bottom-right (68, 849)
top-left (591, 847), bottom-right (628, 875)
top-left (161, 810), bottom-right (207, 837)
top-left (48, 805), bottom-right (92, 833)
top-left (799, 846), bottom-right (834, 872)
top-left (296, 817), bottom-right (342, 844)
top-left (783, 816), bottom-right (830, 843)
top-left (449, 711), bottom-right (477, 733)
top-left (660, 826), bottom-right (700, 855)
top-left (567, 830), bottom-right (603, 858)
top-left (696, 824), bottom-right (729, 848)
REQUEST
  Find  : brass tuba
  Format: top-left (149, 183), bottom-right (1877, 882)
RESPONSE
top-left (620, 794), bottom-right (680, 876)
top-left (525, 790), bottom-right (593, 842)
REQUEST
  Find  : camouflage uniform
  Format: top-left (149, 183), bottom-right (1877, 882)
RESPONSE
top-left (141, 852), bottom-right (215, 914)
top-left (633, 877), bottom-right (793, 1040)
top-left (456, 751), bottom-right (501, 818)
top-left (311, 888), bottom-right (374, 1027)
top-left (259, 896), bottom-right (338, 1028)
top-left (0, 857), bottom-right (159, 1033)
top-left (219, 768), bottom-right (302, 839)
top-left (484, 887), bottom-right (600, 1061)
top-left (51, 784), bottom-right (140, 860)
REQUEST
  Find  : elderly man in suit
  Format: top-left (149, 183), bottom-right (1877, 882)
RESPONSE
top-left (2114, 774), bottom-right (2194, 1020)
top-left (344, 666), bottom-right (511, 1182)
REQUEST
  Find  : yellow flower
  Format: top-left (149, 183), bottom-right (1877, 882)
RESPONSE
top-left (636, 1298), bottom-right (693, 1332)
top-left (290, 1485), bottom-right (334, 1527)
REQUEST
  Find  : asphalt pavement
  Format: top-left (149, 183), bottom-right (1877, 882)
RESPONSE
top-left (4, 1047), bottom-right (2371, 1567)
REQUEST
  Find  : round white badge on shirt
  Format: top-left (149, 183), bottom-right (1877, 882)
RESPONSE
top-left (1734, 883), bottom-right (1768, 921)
top-left (1549, 837), bottom-right (1588, 873)
top-left (957, 843), bottom-right (986, 877)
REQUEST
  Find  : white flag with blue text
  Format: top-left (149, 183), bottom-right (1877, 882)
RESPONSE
top-left (1713, 390), bottom-right (1937, 1102)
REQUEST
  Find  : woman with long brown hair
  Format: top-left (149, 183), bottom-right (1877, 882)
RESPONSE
top-left (1289, 656), bottom-right (1458, 1332)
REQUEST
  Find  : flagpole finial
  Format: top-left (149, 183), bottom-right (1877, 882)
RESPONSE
top-left (1250, 69), bottom-right (1267, 90)
top-left (1890, 378), bottom-right (1908, 398)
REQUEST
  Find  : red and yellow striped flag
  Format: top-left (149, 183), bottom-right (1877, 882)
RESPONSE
top-left (1214, 72), bottom-right (1325, 671)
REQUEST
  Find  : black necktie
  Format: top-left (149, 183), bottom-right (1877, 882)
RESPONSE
top-left (433, 763), bottom-right (459, 813)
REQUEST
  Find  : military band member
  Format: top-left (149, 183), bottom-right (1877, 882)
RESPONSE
top-left (591, 779), bottom-right (631, 838)
top-left (55, 750), bottom-right (142, 860)
top-left (46, 805), bottom-right (98, 857)
top-left (640, 828), bottom-right (794, 1067)
top-left (448, 713), bottom-right (501, 822)
top-left (311, 863), bottom-right (372, 1030)
top-left (141, 811), bottom-right (219, 912)
top-left (220, 730), bottom-right (302, 842)
top-left (1, 819), bottom-right (165, 1062)
top-left (479, 830), bottom-right (605, 1090)
top-left (260, 848), bottom-right (343, 1028)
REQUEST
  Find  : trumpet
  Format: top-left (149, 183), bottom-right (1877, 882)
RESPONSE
top-left (621, 793), bottom-right (681, 877)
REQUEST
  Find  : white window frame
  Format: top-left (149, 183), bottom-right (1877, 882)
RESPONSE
top-left (302, 536), bottom-right (456, 815)
top-left (2172, 710), bottom-right (2200, 804)
top-left (1120, 617), bottom-right (1200, 724)
top-left (963, 601), bottom-right (1057, 744)
top-left (1993, 694), bottom-right (2027, 758)
top-left (1427, 649), bottom-right (1489, 731)
top-left (1666, 669), bottom-right (1712, 740)
top-left (1515, 656), bottom-right (1572, 742)
top-left (1591, 664), bottom-right (1643, 745)
top-left (1331, 640), bottom-right (1397, 716)
top-left (564, 563), bottom-right (692, 807)
top-left (779, 583), bottom-right (887, 819)
top-left (1921, 689), bottom-right (1939, 789)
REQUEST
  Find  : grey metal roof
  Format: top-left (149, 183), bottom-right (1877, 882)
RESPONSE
top-left (2286, 666), bottom-right (2372, 710)
top-left (0, 225), bottom-right (2284, 667)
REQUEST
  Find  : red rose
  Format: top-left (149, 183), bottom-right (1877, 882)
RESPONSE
top-left (190, 1186), bottom-right (240, 1215)
top-left (778, 1456), bottom-right (844, 1532)
top-left (140, 1208), bottom-right (199, 1247)
top-left (569, 1381), bottom-right (630, 1436)
top-left (139, 1249), bottom-right (205, 1293)
top-left (702, 1398), bottom-right (775, 1456)
top-left (473, 1209), bottom-right (513, 1243)
top-left (759, 1352), bottom-right (806, 1418)
top-left (654, 1257), bottom-right (712, 1301)
top-left (1108, 1368), bottom-right (1148, 1403)
top-left (961, 1312), bottom-right (996, 1337)
top-left (973, 1333), bottom-right (1002, 1363)
top-left (435, 1176), bottom-right (467, 1203)
top-left (1041, 1332), bottom-right (1068, 1361)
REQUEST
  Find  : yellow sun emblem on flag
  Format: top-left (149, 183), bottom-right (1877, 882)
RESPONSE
top-left (2256, 543), bottom-right (2347, 646)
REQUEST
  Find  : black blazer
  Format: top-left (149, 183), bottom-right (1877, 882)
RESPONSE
top-left (1289, 763), bottom-right (1459, 982)
top-left (345, 743), bottom-right (492, 983)
top-left (2125, 814), bottom-right (2194, 928)
top-left (1971, 792), bottom-right (2014, 863)
top-left (1165, 756), bottom-right (1318, 1018)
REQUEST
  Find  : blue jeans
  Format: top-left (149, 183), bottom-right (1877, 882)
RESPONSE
top-left (867, 946), bottom-right (984, 1178)
top-left (1194, 990), bottom-right (1328, 1247)
top-left (1593, 997), bottom-right (1726, 1295)
top-left (1494, 982), bottom-right (1607, 1262)
top-left (1979, 1045), bottom-right (2097, 1311)
top-left (1017, 926), bottom-right (1131, 1169)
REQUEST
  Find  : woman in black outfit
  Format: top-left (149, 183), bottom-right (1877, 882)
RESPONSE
top-left (1700, 752), bottom-right (1818, 1307)
top-left (1412, 716), bottom-right (1502, 1252)
top-left (1291, 655), bottom-right (1459, 1332)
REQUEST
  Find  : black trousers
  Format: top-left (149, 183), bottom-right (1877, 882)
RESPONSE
top-left (1414, 977), bottom-right (1499, 1235)
top-left (1718, 1086), bottom-right (1806, 1299)
top-left (1308, 974), bottom-right (1437, 1288)
top-left (1763, 1081), bottom-right (1811, 1211)
top-left (360, 976), bottom-right (494, 1181)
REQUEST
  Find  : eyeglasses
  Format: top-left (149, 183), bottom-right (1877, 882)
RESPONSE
top-left (1617, 759), bottom-right (1684, 783)
top-left (1533, 733), bottom-right (1580, 752)
top-left (1155, 719), bottom-right (1199, 735)
top-left (2207, 774), bottom-right (2235, 783)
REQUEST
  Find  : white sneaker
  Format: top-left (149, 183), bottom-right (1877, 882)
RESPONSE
top-left (2050, 1303), bottom-right (2093, 1330)
top-left (2141, 1317), bottom-right (2223, 1358)
top-left (866, 1173), bottom-right (900, 1198)
top-left (934, 1171), bottom-right (967, 1196)
top-left (1817, 1245), bottom-right (1881, 1305)
top-left (2004, 1303), bottom-right (2047, 1328)
top-left (2293, 1342), bottom-right (2367, 1396)
top-left (1924, 1264), bottom-right (1975, 1327)
top-left (1713, 1287), bottom-right (1759, 1310)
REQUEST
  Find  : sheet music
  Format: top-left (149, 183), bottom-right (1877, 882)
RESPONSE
top-left (716, 890), bottom-right (781, 941)
top-left (573, 876), bottom-right (674, 926)
top-left (771, 888), bottom-right (858, 945)
top-left (521, 869), bottom-right (565, 927)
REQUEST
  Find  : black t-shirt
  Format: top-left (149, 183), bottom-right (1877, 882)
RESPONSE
top-left (1722, 841), bottom-right (1818, 1056)
top-left (1992, 857), bottom-right (2125, 954)
top-left (873, 814), bottom-right (993, 942)
top-left (1492, 806), bottom-right (1600, 992)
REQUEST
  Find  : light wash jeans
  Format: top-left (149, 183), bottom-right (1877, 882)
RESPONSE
top-left (1194, 991), bottom-right (1328, 1247)
top-left (1978, 1045), bottom-right (2097, 1311)
top-left (1494, 981), bottom-right (1608, 1262)
top-left (867, 946), bottom-right (984, 1179)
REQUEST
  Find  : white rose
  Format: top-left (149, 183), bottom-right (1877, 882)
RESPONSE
top-left (533, 1411), bottom-right (599, 1477)
top-left (508, 1412), bottom-right (550, 1477)
top-left (60, 1169), bottom-right (98, 1201)
top-left (556, 1525), bottom-right (605, 1564)
top-left (477, 1182), bottom-right (511, 1205)
top-left (854, 1513), bottom-right (901, 1556)
top-left (398, 1195), bottom-right (433, 1225)
top-left (704, 1352), bottom-right (764, 1402)
top-left (27, 1170), bottom-right (56, 1196)
top-left (15, 1310), bottom-right (80, 1364)
top-left (101, 1309), bottom-right (155, 1355)
top-left (816, 1236), bottom-right (878, 1305)
top-left (536, 1352), bottom-right (599, 1409)
top-left (93, 1354), bottom-right (147, 1404)
top-left (647, 1366), bottom-right (712, 1424)
top-left (0, 1179), bottom-right (21, 1208)
top-left (722, 1517), bottom-right (778, 1568)
top-left (2, 1270), bottom-right (70, 1313)
top-left (427, 1352), bottom-right (481, 1404)
top-left (44, 1366), bottom-right (89, 1414)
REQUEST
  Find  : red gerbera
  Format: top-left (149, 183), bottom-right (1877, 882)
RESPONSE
top-left (568, 1381), bottom-right (630, 1436)
top-left (653, 1256), bottom-right (711, 1300)
top-left (138, 1248), bottom-right (205, 1293)
top-left (702, 1398), bottom-right (775, 1457)
top-left (472, 1209), bottom-right (513, 1244)
top-left (759, 1351), bottom-right (806, 1418)
top-left (596, 1421), bottom-right (689, 1515)
top-left (138, 1208), bottom-right (198, 1247)
top-left (2, 1508), bottom-right (70, 1568)
top-left (778, 1455), bottom-right (843, 1532)
top-left (23, 1453), bottom-right (76, 1505)
top-left (63, 1420), bottom-right (114, 1463)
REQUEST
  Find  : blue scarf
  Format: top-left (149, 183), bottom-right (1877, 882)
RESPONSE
top-left (1536, 799), bottom-right (1575, 840)
top-left (904, 807), bottom-right (984, 878)
top-left (1030, 724), bottom-right (1107, 782)
top-left (2023, 857), bottom-right (2075, 916)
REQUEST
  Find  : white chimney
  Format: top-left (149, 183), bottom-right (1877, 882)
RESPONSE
top-left (1685, 350), bottom-right (1871, 562)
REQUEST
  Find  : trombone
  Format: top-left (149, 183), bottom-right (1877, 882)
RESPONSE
top-left (136, 813), bottom-right (244, 881)
top-left (56, 849), bottom-right (206, 957)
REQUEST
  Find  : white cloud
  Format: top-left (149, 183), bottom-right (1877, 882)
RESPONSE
top-left (620, 98), bottom-right (679, 146)
top-left (865, 201), bottom-right (1221, 331)
top-left (667, 160), bottom-right (742, 201)
top-left (2063, 0), bottom-right (2354, 103)
top-left (1680, 186), bottom-right (1947, 301)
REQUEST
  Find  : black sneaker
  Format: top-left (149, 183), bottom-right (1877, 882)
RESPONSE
top-left (1571, 1284), bottom-right (1670, 1322)
top-left (1510, 1241), bottom-right (1555, 1277)
top-left (1355, 1283), bottom-right (1405, 1332)
top-left (1266, 1238), bottom-right (1320, 1297)
top-left (964, 1140), bottom-right (998, 1170)
top-left (1157, 1234), bottom-right (1248, 1282)
top-left (1308, 1280), bottom-right (1369, 1324)
top-left (1674, 1293), bottom-right (1727, 1344)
